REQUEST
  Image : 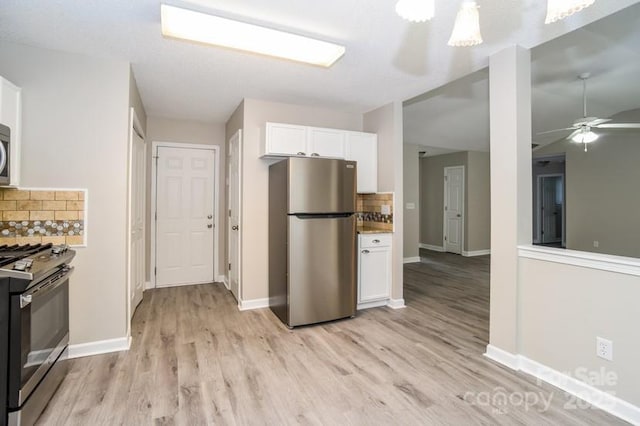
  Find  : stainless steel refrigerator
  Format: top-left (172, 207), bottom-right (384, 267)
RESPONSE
top-left (269, 157), bottom-right (357, 327)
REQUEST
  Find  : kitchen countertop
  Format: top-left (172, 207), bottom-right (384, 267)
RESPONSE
top-left (357, 225), bottom-right (393, 234)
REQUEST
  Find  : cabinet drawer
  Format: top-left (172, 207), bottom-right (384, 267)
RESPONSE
top-left (359, 233), bottom-right (391, 248)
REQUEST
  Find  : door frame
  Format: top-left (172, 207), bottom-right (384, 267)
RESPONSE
top-left (150, 141), bottom-right (220, 289)
top-left (443, 165), bottom-right (465, 254)
top-left (126, 107), bottom-right (145, 340)
top-left (536, 173), bottom-right (565, 245)
top-left (227, 130), bottom-right (242, 301)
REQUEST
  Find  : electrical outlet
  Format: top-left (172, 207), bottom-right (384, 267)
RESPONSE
top-left (596, 337), bottom-right (613, 361)
top-left (593, 240), bottom-right (599, 248)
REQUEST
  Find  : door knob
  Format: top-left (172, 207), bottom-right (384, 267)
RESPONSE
top-left (207, 224), bottom-right (213, 229)
top-left (232, 225), bottom-right (239, 231)
top-left (207, 214), bottom-right (213, 219)
top-left (457, 214), bottom-right (461, 217)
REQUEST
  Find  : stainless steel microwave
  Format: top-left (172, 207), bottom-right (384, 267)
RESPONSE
top-left (0, 123), bottom-right (10, 185)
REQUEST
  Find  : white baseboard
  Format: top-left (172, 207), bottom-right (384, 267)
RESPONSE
top-left (66, 336), bottom-right (131, 359)
top-left (484, 344), bottom-right (521, 370)
top-left (484, 344), bottom-right (640, 425)
top-left (145, 280), bottom-right (153, 290)
top-left (403, 256), bottom-right (421, 264)
top-left (462, 249), bottom-right (491, 257)
top-left (357, 299), bottom-right (388, 310)
top-left (238, 297), bottom-right (270, 311)
top-left (387, 298), bottom-right (406, 309)
top-left (420, 243), bottom-right (444, 252)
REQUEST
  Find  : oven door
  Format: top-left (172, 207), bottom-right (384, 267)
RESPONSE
top-left (7, 266), bottom-right (73, 408)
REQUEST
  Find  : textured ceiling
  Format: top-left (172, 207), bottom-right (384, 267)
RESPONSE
top-left (1, 0), bottom-right (638, 125)
top-left (403, 2), bottom-right (640, 151)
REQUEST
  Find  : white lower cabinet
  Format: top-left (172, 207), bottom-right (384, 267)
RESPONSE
top-left (357, 233), bottom-right (392, 310)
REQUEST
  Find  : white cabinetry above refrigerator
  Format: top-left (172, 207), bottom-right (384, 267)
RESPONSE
top-left (261, 122), bottom-right (377, 193)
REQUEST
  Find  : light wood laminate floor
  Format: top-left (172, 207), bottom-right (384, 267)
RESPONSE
top-left (38, 252), bottom-right (626, 425)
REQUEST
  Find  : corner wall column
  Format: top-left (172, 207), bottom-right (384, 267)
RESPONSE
top-left (488, 45), bottom-right (532, 355)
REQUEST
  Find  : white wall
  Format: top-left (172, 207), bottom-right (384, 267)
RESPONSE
top-left (239, 98), bottom-right (363, 301)
top-left (145, 117), bottom-right (227, 282)
top-left (364, 102), bottom-right (404, 302)
top-left (0, 41), bottom-right (131, 344)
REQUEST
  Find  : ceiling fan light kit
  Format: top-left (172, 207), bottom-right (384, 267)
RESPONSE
top-left (395, 0), bottom-right (435, 22)
top-left (545, 0), bottom-right (596, 24)
top-left (448, 1), bottom-right (483, 47)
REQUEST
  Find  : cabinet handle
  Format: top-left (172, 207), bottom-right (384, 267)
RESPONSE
top-left (362, 249), bottom-right (370, 254)
top-left (311, 152), bottom-right (320, 157)
top-left (297, 152), bottom-right (306, 156)
top-left (372, 239), bottom-right (380, 243)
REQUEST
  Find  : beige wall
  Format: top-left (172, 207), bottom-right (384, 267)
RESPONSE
top-left (419, 151), bottom-right (468, 248)
top-left (364, 102), bottom-right (404, 301)
top-left (0, 41), bottom-right (131, 345)
top-left (519, 258), bottom-right (640, 406)
top-left (533, 109), bottom-right (640, 257)
top-left (238, 98), bottom-right (362, 301)
top-left (403, 144), bottom-right (421, 260)
top-left (466, 151), bottom-right (490, 252)
top-left (145, 116), bottom-right (227, 281)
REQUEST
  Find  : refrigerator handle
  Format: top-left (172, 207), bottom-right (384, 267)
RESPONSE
top-left (293, 213), bottom-right (354, 219)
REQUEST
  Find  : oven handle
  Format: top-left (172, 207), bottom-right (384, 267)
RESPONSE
top-left (20, 266), bottom-right (74, 308)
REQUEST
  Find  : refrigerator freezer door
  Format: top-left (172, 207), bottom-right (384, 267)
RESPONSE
top-left (288, 157), bottom-right (356, 214)
top-left (288, 214), bottom-right (356, 326)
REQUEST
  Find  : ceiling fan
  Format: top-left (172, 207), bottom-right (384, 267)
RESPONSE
top-left (537, 73), bottom-right (640, 151)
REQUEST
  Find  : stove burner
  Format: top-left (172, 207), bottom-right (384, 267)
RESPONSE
top-left (0, 244), bottom-right (53, 268)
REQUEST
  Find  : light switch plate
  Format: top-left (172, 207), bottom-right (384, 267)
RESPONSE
top-left (406, 203), bottom-right (415, 210)
top-left (381, 204), bottom-right (391, 215)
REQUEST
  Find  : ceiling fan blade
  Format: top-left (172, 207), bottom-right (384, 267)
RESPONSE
top-left (536, 127), bottom-right (577, 135)
top-left (587, 118), bottom-right (611, 126)
top-left (596, 123), bottom-right (640, 129)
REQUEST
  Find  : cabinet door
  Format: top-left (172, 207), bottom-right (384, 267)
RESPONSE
top-left (345, 132), bottom-right (377, 193)
top-left (265, 123), bottom-right (308, 156)
top-left (308, 127), bottom-right (345, 158)
top-left (358, 246), bottom-right (391, 303)
top-left (0, 76), bottom-right (21, 187)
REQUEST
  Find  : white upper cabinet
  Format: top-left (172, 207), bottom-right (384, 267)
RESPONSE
top-left (262, 122), bottom-right (378, 193)
top-left (307, 127), bottom-right (345, 158)
top-left (345, 131), bottom-right (377, 194)
top-left (0, 76), bottom-right (22, 187)
top-left (262, 122), bottom-right (308, 156)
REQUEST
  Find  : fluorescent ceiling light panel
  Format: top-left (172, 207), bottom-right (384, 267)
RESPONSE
top-left (160, 4), bottom-right (345, 67)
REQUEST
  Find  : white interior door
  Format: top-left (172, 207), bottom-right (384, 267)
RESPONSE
top-left (444, 166), bottom-right (464, 254)
top-left (156, 146), bottom-right (215, 287)
top-left (228, 130), bottom-right (242, 302)
top-left (130, 128), bottom-right (145, 313)
top-left (127, 109), bottom-right (146, 325)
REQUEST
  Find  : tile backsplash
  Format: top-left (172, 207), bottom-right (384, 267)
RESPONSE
top-left (357, 192), bottom-right (394, 231)
top-left (0, 189), bottom-right (86, 246)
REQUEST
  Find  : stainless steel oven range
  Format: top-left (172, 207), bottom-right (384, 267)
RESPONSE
top-left (0, 243), bottom-right (75, 426)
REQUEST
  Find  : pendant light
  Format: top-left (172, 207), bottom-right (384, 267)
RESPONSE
top-left (545, 0), bottom-right (596, 24)
top-left (395, 0), bottom-right (435, 22)
top-left (448, 1), bottom-right (483, 47)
